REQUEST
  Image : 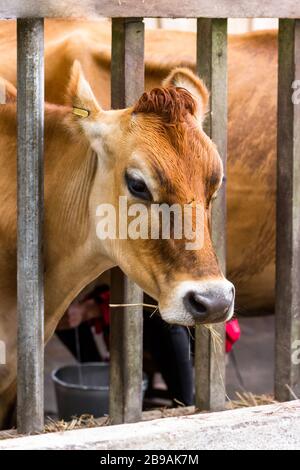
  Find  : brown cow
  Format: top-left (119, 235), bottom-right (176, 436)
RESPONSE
top-left (0, 20), bottom-right (277, 428)
top-left (0, 20), bottom-right (277, 313)
top-left (0, 62), bottom-right (235, 427)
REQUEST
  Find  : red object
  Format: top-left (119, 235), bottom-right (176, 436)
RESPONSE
top-left (226, 319), bottom-right (241, 353)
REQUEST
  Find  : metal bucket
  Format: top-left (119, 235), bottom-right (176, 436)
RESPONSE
top-left (52, 362), bottom-right (148, 421)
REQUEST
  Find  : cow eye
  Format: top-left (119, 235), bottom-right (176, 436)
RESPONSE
top-left (125, 171), bottom-right (152, 201)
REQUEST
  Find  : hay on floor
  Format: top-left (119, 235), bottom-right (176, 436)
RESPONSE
top-left (0, 393), bottom-right (278, 440)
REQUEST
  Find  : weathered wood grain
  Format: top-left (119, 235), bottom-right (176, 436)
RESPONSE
top-left (0, 1), bottom-right (300, 19)
top-left (195, 19), bottom-right (227, 412)
top-left (275, 19), bottom-right (300, 402)
top-left (17, 18), bottom-right (44, 434)
top-left (109, 18), bottom-right (145, 424)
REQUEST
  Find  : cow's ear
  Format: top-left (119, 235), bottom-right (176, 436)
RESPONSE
top-left (162, 67), bottom-right (209, 123)
top-left (66, 60), bottom-right (101, 117)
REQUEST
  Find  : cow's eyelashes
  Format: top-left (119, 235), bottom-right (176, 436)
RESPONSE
top-left (125, 172), bottom-right (152, 201)
top-left (207, 191), bottom-right (219, 209)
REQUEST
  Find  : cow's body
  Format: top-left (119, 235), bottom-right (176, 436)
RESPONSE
top-left (0, 20), bottom-right (277, 314)
top-left (0, 21), bottom-right (276, 427)
top-left (0, 88), bottom-right (115, 426)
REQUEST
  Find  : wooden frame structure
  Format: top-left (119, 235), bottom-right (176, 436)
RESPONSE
top-left (0, 1), bottom-right (299, 434)
top-left (1, 1), bottom-right (300, 19)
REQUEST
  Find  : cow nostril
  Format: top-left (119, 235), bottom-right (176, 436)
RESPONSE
top-left (183, 284), bottom-right (234, 323)
top-left (184, 292), bottom-right (208, 317)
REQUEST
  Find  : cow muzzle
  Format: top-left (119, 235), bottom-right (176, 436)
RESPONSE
top-left (159, 279), bottom-right (235, 326)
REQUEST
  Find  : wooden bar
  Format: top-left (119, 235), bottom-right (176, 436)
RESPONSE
top-left (109, 18), bottom-right (145, 424)
top-left (275, 19), bottom-right (300, 402)
top-left (195, 18), bottom-right (228, 411)
top-left (1, 1), bottom-right (300, 19)
top-left (17, 18), bottom-right (44, 434)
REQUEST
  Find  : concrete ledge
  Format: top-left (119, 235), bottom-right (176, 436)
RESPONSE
top-left (0, 401), bottom-right (300, 450)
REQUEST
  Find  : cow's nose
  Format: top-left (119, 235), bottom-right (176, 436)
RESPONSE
top-left (183, 280), bottom-right (235, 324)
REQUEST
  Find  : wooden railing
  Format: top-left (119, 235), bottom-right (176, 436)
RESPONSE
top-left (0, 1), bottom-right (299, 434)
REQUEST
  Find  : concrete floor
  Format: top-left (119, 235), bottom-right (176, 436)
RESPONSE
top-left (45, 315), bottom-right (275, 418)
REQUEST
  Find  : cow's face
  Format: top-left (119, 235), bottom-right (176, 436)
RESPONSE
top-left (67, 61), bottom-right (234, 326)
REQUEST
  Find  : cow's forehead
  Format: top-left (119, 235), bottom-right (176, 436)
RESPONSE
top-left (127, 114), bottom-right (222, 202)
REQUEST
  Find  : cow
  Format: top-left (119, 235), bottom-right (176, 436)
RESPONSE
top-left (0, 20), bottom-right (277, 314)
top-left (0, 20), bottom-right (278, 428)
top-left (0, 62), bottom-right (235, 427)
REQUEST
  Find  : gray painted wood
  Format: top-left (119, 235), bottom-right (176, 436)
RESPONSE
top-left (195, 19), bottom-right (227, 412)
top-left (275, 19), bottom-right (300, 402)
top-left (109, 18), bottom-right (144, 424)
top-left (1, 1), bottom-right (300, 19)
top-left (17, 18), bottom-right (44, 434)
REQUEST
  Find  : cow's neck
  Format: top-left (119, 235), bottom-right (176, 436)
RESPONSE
top-left (44, 248), bottom-right (114, 341)
top-left (43, 109), bottom-right (114, 338)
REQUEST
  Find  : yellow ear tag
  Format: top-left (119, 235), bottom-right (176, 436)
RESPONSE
top-left (187, 198), bottom-right (196, 207)
top-left (73, 107), bottom-right (90, 118)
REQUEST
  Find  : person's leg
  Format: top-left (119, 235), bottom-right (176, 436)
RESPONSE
top-left (144, 312), bottom-right (194, 406)
top-left (56, 321), bottom-right (101, 363)
top-left (168, 325), bottom-right (194, 406)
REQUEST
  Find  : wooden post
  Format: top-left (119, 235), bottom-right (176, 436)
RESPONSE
top-left (109, 18), bottom-right (145, 424)
top-left (195, 18), bottom-right (228, 411)
top-left (17, 18), bottom-right (44, 433)
top-left (275, 19), bottom-right (300, 402)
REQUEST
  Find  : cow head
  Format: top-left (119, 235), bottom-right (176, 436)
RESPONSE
top-left (66, 61), bottom-right (234, 326)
